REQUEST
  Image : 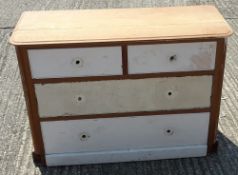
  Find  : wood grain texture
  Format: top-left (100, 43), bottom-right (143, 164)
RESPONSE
top-left (9, 5), bottom-right (233, 45)
top-left (1, 0), bottom-right (238, 174)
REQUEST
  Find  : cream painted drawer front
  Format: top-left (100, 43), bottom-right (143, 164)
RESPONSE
top-left (35, 76), bottom-right (212, 117)
top-left (28, 46), bottom-right (122, 78)
top-left (128, 42), bottom-right (216, 74)
top-left (41, 113), bottom-right (209, 155)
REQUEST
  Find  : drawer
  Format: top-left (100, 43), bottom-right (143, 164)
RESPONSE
top-left (35, 76), bottom-right (212, 117)
top-left (41, 113), bottom-right (209, 154)
top-left (128, 42), bottom-right (216, 74)
top-left (28, 46), bottom-right (122, 78)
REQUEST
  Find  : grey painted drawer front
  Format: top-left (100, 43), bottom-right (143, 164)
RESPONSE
top-left (128, 42), bottom-right (216, 74)
top-left (28, 46), bottom-right (122, 78)
top-left (41, 113), bottom-right (209, 154)
top-left (35, 76), bottom-right (212, 117)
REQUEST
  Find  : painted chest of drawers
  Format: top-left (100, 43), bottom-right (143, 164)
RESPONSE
top-left (10, 5), bottom-right (233, 166)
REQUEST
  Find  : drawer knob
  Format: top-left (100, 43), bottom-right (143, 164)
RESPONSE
top-left (169, 55), bottom-right (177, 61)
top-left (164, 129), bottom-right (174, 136)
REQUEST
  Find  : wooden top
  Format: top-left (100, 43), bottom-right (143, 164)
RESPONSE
top-left (10, 5), bottom-right (233, 46)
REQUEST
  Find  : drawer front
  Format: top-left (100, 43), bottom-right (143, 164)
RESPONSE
top-left (128, 42), bottom-right (216, 74)
top-left (41, 113), bottom-right (209, 154)
top-left (28, 46), bottom-right (122, 78)
top-left (35, 76), bottom-right (212, 117)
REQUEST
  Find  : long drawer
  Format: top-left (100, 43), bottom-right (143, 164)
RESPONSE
top-left (128, 42), bottom-right (216, 74)
top-left (28, 46), bottom-right (122, 78)
top-left (41, 113), bottom-right (209, 155)
top-left (35, 76), bottom-right (212, 117)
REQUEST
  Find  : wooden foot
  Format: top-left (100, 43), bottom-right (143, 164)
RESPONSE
top-left (209, 141), bottom-right (219, 154)
top-left (32, 152), bottom-right (46, 166)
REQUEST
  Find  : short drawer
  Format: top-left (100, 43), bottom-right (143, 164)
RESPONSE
top-left (41, 113), bottom-right (209, 154)
top-left (35, 76), bottom-right (212, 117)
top-left (128, 42), bottom-right (216, 74)
top-left (28, 46), bottom-right (122, 78)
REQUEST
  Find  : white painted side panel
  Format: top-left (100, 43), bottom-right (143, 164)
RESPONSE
top-left (41, 113), bottom-right (209, 155)
top-left (46, 145), bottom-right (207, 166)
top-left (128, 42), bottom-right (216, 74)
top-left (35, 76), bottom-right (212, 117)
top-left (28, 47), bottom-right (122, 78)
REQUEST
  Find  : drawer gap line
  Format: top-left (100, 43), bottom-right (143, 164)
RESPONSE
top-left (33, 70), bottom-right (214, 84)
top-left (122, 45), bottom-right (128, 75)
top-left (40, 108), bottom-right (211, 122)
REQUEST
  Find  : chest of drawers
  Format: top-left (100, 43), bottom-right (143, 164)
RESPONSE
top-left (10, 5), bottom-right (233, 166)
